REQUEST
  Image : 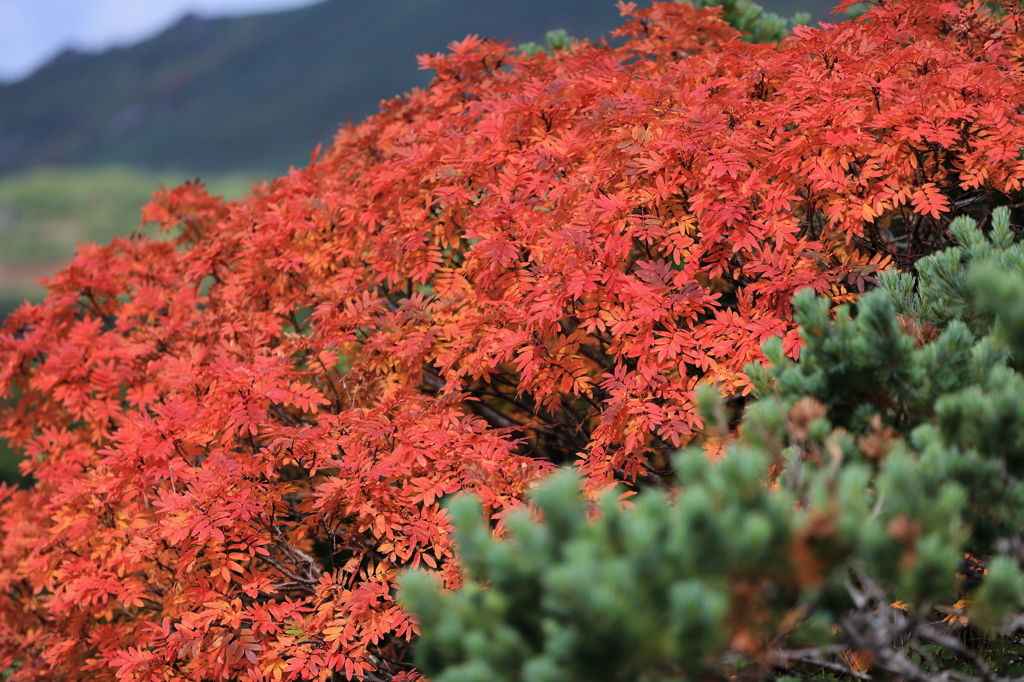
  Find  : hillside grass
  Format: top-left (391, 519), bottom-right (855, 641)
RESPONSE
top-left (0, 165), bottom-right (259, 302)
top-left (0, 165), bottom-right (261, 485)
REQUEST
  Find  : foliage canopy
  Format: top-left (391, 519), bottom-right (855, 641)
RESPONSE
top-left (2, 1), bottom-right (1024, 680)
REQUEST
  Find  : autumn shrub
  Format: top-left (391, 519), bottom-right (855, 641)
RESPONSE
top-left (2, 1), bottom-right (1024, 680)
top-left (400, 206), bottom-right (1024, 682)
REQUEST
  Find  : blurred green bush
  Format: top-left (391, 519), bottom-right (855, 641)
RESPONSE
top-left (401, 206), bottom-right (1024, 682)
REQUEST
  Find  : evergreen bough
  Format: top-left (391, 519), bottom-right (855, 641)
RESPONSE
top-left (400, 207), bottom-right (1024, 682)
top-left (520, 0), bottom-right (812, 55)
top-left (684, 0), bottom-right (810, 44)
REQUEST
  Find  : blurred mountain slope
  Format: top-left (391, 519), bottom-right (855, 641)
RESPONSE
top-left (0, 0), bottom-right (837, 176)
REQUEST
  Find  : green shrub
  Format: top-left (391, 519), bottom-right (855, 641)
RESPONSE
top-left (684, 0), bottom-right (810, 43)
top-left (401, 207), bottom-right (1024, 681)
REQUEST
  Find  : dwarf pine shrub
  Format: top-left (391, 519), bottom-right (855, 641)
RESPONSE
top-left (401, 207), bottom-right (1024, 682)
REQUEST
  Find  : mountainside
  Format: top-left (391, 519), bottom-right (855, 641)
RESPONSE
top-left (0, 0), bottom-right (837, 176)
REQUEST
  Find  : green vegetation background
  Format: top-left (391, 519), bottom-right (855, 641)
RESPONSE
top-left (0, 167), bottom-right (257, 485)
top-left (0, 166), bottom-right (255, 309)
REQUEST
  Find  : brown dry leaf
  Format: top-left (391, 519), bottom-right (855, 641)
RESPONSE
top-left (702, 434), bottom-right (729, 462)
top-left (940, 599), bottom-right (969, 627)
top-left (897, 313), bottom-right (939, 348)
top-left (825, 428), bottom-right (846, 467)
top-left (830, 283), bottom-right (858, 305)
top-left (789, 508), bottom-right (837, 588)
top-left (857, 413), bottom-right (899, 460)
top-left (730, 628), bottom-right (760, 656)
top-left (787, 397), bottom-right (827, 443)
top-left (847, 650), bottom-right (874, 673)
top-left (887, 514), bottom-right (921, 546)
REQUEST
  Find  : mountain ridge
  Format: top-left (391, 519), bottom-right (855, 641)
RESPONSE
top-left (0, 0), bottom-right (838, 177)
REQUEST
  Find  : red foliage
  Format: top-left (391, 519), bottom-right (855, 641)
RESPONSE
top-left (2, 1), bottom-right (1024, 679)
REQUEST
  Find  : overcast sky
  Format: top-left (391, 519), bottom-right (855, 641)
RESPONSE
top-left (0, 0), bottom-right (323, 82)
